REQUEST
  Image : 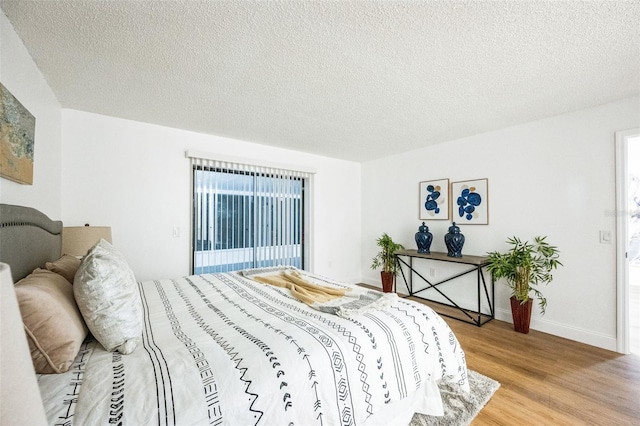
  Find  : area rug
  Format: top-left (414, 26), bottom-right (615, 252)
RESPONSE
top-left (409, 370), bottom-right (500, 426)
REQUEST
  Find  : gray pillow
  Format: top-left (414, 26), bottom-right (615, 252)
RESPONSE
top-left (74, 239), bottom-right (142, 354)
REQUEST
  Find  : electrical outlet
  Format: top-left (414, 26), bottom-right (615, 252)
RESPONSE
top-left (429, 267), bottom-right (436, 277)
top-left (599, 230), bottom-right (611, 244)
top-left (173, 226), bottom-right (180, 238)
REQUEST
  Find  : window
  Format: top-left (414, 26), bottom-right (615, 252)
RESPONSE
top-left (191, 157), bottom-right (309, 274)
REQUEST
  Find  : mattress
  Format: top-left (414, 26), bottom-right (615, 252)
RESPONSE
top-left (38, 269), bottom-right (468, 425)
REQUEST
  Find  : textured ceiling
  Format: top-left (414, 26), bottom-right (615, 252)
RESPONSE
top-left (1, 1), bottom-right (639, 162)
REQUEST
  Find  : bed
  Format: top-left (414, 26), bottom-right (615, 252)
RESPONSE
top-left (0, 203), bottom-right (469, 426)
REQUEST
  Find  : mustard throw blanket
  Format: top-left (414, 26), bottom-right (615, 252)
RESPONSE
top-left (239, 267), bottom-right (397, 318)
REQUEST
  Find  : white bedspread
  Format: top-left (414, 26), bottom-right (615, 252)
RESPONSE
top-left (37, 270), bottom-right (468, 426)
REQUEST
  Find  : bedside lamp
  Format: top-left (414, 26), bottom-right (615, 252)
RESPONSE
top-left (1, 263), bottom-right (48, 425)
top-left (62, 224), bottom-right (112, 256)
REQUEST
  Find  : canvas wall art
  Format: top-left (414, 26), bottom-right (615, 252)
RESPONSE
top-left (419, 178), bottom-right (449, 220)
top-left (0, 83), bottom-right (35, 185)
top-left (451, 178), bottom-right (489, 224)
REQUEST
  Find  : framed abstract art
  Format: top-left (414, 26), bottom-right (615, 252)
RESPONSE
top-left (0, 83), bottom-right (35, 185)
top-left (451, 178), bottom-right (489, 224)
top-left (419, 178), bottom-right (449, 220)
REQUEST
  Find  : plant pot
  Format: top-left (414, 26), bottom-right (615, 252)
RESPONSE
top-left (380, 271), bottom-right (394, 293)
top-left (510, 296), bottom-right (533, 334)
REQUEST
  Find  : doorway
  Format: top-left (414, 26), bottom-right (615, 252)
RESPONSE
top-left (628, 136), bottom-right (640, 354)
top-left (616, 129), bottom-right (640, 354)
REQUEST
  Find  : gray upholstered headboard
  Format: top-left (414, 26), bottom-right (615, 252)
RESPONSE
top-left (0, 203), bottom-right (62, 282)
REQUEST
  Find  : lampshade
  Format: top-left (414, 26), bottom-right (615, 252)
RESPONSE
top-left (1, 263), bottom-right (48, 425)
top-left (62, 225), bottom-right (112, 256)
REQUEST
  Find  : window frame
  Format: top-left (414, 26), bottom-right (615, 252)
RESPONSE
top-left (191, 164), bottom-right (308, 274)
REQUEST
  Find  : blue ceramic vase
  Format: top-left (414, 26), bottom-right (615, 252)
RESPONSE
top-left (415, 222), bottom-right (433, 254)
top-left (444, 222), bottom-right (465, 257)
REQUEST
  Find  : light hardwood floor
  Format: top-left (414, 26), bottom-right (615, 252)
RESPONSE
top-left (446, 317), bottom-right (640, 425)
top-left (416, 301), bottom-right (640, 425)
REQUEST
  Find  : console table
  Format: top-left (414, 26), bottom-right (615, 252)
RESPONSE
top-left (395, 249), bottom-right (494, 327)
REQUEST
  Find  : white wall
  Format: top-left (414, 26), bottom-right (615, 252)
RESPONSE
top-left (0, 12), bottom-right (62, 218)
top-left (61, 110), bottom-right (362, 283)
top-left (5, 5), bottom-right (638, 350)
top-left (362, 96), bottom-right (640, 350)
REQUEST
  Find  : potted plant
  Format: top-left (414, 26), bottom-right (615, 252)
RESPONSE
top-left (371, 233), bottom-right (404, 293)
top-left (487, 236), bottom-right (562, 333)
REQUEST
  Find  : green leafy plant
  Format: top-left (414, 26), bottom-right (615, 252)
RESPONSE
top-left (370, 233), bottom-right (404, 275)
top-left (487, 236), bottom-right (562, 315)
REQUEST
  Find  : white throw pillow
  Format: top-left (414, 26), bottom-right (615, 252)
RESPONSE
top-left (74, 239), bottom-right (142, 354)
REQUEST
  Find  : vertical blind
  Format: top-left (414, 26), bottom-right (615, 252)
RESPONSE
top-left (189, 154), bottom-right (311, 274)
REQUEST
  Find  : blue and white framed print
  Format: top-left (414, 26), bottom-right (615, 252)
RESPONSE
top-left (419, 178), bottom-right (449, 220)
top-left (451, 178), bottom-right (489, 224)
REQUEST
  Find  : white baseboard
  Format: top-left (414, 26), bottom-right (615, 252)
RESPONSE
top-left (495, 308), bottom-right (617, 352)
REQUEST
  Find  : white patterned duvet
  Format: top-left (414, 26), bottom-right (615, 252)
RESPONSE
top-left (38, 270), bottom-right (468, 426)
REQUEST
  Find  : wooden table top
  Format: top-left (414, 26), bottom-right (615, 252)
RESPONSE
top-left (395, 249), bottom-right (489, 266)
